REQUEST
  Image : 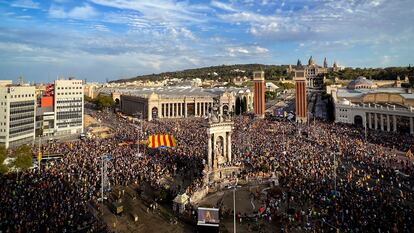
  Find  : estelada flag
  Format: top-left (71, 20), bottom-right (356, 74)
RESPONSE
top-left (148, 134), bottom-right (177, 149)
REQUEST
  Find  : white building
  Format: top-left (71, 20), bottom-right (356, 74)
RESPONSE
top-left (0, 84), bottom-right (36, 148)
top-left (328, 76), bottom-right (414, 135)
top-left (54, 79), bottom-right (84, 136)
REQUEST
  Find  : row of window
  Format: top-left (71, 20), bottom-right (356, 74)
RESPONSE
top-left (10, 126), bottom-right (34, 136)
top-left (56, 86), bottom-right (82, 90)
top-left (10, 101), bottom-right (35, 107)
top-left (56, 100), bottom-right (82, 104)
top-left (56, 92), bottom-right (83, 95)
top-left (7, 94), bottom-right (35, 99)
top-left (10, 120), bottom-right (34, 129)
top-left (56, 98), bottom-right (82, 101)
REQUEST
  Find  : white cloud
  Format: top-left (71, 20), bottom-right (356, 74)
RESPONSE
top-left (226, 45), bottom-right (268, 57)
top-left (90, 0), bottom-right (209, 26)
top-left (49, 4), bottom-right (98, 19)
top-left (11, 0), bottom-right (40, 9)
top-left (211, 1), bottom-right (237, 12)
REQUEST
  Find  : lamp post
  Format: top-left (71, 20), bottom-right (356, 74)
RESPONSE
top-left (228, 178), bottom-right (240, 233)
top-left (100, 154), bottom-right (112, 203)
top-left (134, 112), bottom-right (143, 156)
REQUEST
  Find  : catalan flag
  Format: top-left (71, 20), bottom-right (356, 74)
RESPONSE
top-left (148, 134), bottom-right (177, 149)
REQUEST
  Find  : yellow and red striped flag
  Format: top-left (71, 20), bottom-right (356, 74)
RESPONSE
top-left (148, 134), bottom-right (177, 149)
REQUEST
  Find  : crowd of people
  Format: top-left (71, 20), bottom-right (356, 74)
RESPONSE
top-left (0, 109), bottom-right (413, 232)
top-left (229, 116), bottom-right (414, 232)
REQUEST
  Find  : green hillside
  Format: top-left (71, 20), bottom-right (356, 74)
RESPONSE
top-left (111, 64), bottom-right (414, 87)
top-left (111, 64), bottom-right (292, 83)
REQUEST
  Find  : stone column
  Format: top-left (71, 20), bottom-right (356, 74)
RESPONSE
top-left (227, 132), bottom-right (232, 163)
top-left (374, 113), bottom-right (378, 130)
top-left (393, 115), bottom-right (397, 132)
top-left (410, 117), bottom-right (414, 135)
top-left (368, 113), bottom-right (372, 129)
top-left (386, 115), bottom-right (390, 132)
top-left (184, 102), bottom-right (188, 118)
top-left (380, 114), bottom-right (384, 131)
top-left (208, 133), bottom-right (212, 171)
top-left (195, 101), bottom-right (198, 116)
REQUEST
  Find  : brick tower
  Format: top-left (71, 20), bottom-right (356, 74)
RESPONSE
top-left (294, 70), bottom-right (307, 123)
top-left (253, 71), bottom-right (265, 118)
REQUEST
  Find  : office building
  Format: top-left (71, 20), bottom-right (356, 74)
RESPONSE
top-left (54, 79), bottom-right (84, 135)
top-left (0, 83), bottom-right (36, 148)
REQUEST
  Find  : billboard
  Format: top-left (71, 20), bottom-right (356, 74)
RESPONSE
top-left (197, 207), bottom-right (219, 227)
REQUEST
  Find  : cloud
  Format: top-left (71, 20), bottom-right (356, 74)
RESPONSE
top-left (211, 0), bottom-right (237, 12)
top-left (49, 4), bottom-right (98, 19)
top-left (10, 0), bottom-right (40, 9)
top-left (90, 0), bottom-right (209, 26)
top-left (226, 45), bottom-right (268, 57)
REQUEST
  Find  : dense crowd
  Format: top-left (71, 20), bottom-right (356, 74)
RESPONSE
top-left (230, 116), bottom-right (414, 232)
top-left (0, 110), bottom-right (413, 232)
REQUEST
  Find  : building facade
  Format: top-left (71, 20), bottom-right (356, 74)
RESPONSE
top-left (253, 71), bottom-right (265, 118)
top-left (0, 85), bottom-right (36, 148)
top-left (289, 56), bottom-right (344, 90)
top-left (54, 79), bottom-right (84, 136)
top-left (329, 76), bottom-right (414, 135)
top-left (99, 86), bottom-right (253, 121)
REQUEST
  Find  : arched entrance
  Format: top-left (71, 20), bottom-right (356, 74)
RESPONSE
top-left (152, 107), bottom-right (158, 120)
top-left (235, 97), bottom-right (241, 115)
top-left (115, 98), bottom-right (120, 105)
top-left (242, 96), bottom-right (247, 113)
top-left (354, 115), bottom-right (363, 127)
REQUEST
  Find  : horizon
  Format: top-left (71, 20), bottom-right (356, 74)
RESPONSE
top-left (0, 0), bottom-right (413, 83)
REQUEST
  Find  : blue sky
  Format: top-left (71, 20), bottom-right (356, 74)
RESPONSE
top-left (0, 0), bottom-right (413, 82)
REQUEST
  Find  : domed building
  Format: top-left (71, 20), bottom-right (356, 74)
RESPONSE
top-left (347, 76), bottom-right (378, 90)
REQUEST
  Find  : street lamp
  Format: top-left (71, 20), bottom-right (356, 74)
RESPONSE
top-left (134, 112), bottom-right (143, 156)
top-left (100, 154), bottom-right (112, 203)
top-left (228, 178), bottom-right (241, 233)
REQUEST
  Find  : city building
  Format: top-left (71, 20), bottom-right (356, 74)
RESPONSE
top-left (289, 56), bottom-right (344, 90)
top-left (36, 83), bottom-right (55, 136)
top-left (294, 70), bottom-right (308, 123)
top-left (253, 71), bottom-right (265, 118)
top-left (328, 76), bottom-right (414, 134)
top-left (98, 86), bottom-right (253, 121)
top-left (0, 82), bottom-right (36, 148)
top-left (54, 79), bottom-right (84, 136)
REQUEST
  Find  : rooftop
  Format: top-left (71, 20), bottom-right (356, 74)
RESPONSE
top-left (98, 86), bottom-right (251, 98)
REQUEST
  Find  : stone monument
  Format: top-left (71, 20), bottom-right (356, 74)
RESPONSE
top-left (206, 97), bottom-right (234, 181)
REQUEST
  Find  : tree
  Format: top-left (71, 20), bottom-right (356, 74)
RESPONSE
top-left (94, 95), bottom-right (115, 110)
top-left (13, 145), bottom-right (33, 171)
top-left (0, 145), bottom-right (7, 174)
